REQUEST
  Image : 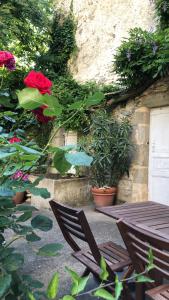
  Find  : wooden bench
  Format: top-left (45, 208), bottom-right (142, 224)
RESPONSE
top-left (117, 220), bottom-right (169, 300)
top-left (146, 284), bottom-right (169, 299)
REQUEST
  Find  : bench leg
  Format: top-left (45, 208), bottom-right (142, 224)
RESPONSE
top-left (136, 283), bottom-right (145, 300)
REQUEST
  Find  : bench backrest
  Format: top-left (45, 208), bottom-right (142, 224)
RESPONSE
top-left (49, 200), bottom-right (102, 264)
top-left (117, 219), bottom-right (169, 283)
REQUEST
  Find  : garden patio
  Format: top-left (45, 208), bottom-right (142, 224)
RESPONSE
top-left (1, 0), bottom-right (169, 299)
top-left (11, 205), bottom-right (123, 299)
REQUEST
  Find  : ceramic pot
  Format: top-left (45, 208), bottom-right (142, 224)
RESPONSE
top-left (12, 191), bottom-right (27, 205)
top-left (91, 186), bottom-right (117, 208)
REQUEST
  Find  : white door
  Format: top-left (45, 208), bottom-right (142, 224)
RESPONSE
top-left (149, 107), bottom-right (169, 205)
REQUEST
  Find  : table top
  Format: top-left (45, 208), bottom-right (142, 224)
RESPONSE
top-left (96, 201), bottom-right (169, 240)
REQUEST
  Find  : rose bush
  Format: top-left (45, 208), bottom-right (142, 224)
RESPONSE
top-left (24, 70), bottom-right (52, 95)
top-left (0, 50), bottom-right (108, 299)
top-left (0, 51), bottom-right (16, 71)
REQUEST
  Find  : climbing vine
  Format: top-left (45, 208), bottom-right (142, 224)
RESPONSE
top-left (113, 0), bottom-right (169, 89)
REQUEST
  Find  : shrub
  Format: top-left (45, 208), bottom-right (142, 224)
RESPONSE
top-left (114, 28), bottom-right (169, 88)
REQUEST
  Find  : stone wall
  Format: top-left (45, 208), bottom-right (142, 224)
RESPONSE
top-left (56, 0), bottom-right (156, 83)
top-left (114, 77), bottom-right (169, 203)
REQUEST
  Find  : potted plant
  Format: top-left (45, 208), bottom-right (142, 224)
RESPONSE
top-left (84, 110), bottom-right (132, 207)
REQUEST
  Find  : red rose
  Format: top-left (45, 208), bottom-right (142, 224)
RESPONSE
top-left (32, 105), bottom-right (55, 123)
top-left (9, 137), bottom-right (21, 143)
top-left (0, 51), bottom-right (15, 71)
top-left (24, 70), bottom-right (52, 95)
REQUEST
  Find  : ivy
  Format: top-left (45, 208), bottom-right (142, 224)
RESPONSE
top-left (155, 0), bottom-right (169, 29)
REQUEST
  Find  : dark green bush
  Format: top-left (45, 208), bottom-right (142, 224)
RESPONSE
top-left (114, 28), bottom-right (169, 88)
top-left (155, 0), bottom-right (169, 29)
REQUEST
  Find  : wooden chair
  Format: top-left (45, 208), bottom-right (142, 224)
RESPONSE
top-left (117, 220), bottom-right (169, 300)
top-left (146, 284), bottom-right (169, 299)
top-left (49, 200), bottom-right (133, 296)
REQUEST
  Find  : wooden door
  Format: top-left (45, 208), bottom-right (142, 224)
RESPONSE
top-left (149, 107), bottom-right (169, 205)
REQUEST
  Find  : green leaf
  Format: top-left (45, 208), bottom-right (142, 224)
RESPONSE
top-left (17, 211), bottom-right (32, 222)
top-left (3, 253), bottom-right (24, 271)
top-left (26, 232), bottom-right (41, 242)
top-left (100, 257), bottom-right (109, 281)
top-left (0, 216), bottom-right (12, 227)
top-left (0, 274), bottom-right (12, 298)
top-left (46, 273), bottom-right (59, 299)
top-left (53, 148), bottom-right (71, 174)
top-left (29, 186), bottom-right (50, 199)
top-left (0, 151), bottom-right (16, 159)
top-left (65, 152), bottom-right (93, 167)
top-left (14, 144), bottom-right (41, 155)
top-left (61, 296), bottom-right (75, 300)
top-left (0, 96), bottom-right (14, 108)
top-left (94, 289), bottom-right (115, 300)
top-left (0, 197), bottom-right (14, 208)
top-left (68, 101), bottom-right (84, 110)
top-left (16, 205), bottom-right (38, 212)
top-left (37, 243), bottom-right (63, 256)
top-left (147, 248), bottom-right (155, 271)
top-left (65, 267), bottom-right (79, 282)
top-left (20, 154), bottom-right (39, 161)
top-left (42, 95), bottom-right (63, 117)
top-left (31, 215), bottom-right (53, 231)
top-left (18, 88), bottom-right (44, 109)
top-left (76, 276), bottom-right (89, 294)
top-left (65, 268), bottom-right (89, 295)
top-left (0, 187), bottom-right (15, 197)
top-left (85, 92), bottom-right (104, 108)
top-left (23, 275), bottom-right (44, 288)
top-left (27, 292), bottom-right (36, 300)
top-left (114, 275), bottom-right (123, 300)
top-left (136, 275), bottom-right (154, 283)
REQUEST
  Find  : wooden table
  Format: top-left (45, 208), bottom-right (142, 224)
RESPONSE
top-left (96, 201), bottom-right (169, 240)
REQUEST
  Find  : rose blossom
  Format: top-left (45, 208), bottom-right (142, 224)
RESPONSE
top-left (0, 51), bottom-right (16, 71)
top-left (12, 170), bottom-right (29, 182)
top-left (24, 70), bottom-right (52, 95)
top-left (9, 137), bottom-right (21, 143)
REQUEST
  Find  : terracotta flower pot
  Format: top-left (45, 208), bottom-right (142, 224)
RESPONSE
top-left (12, 191), bottom-right (27, 205)
top-left (91, 186), bottom-right (117, 208)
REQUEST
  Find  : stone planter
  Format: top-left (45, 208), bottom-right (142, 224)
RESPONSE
top-left (30, 176), bottom-right (92, 209)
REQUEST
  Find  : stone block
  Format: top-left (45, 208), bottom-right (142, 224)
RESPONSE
top-left (141, 93), bottom-right (169, 108)
top-left (131, 166), bottom-right (148, 184)
top-left (131, 183), bottom-right (148, 202)
top-left (30, 176), bottom-right (92, 209)
top-left (132, 124), bottom-right (149, 145)
top-left (132, 107), bottom-right (150, 125)
top-left (118, 179), bottom-right (133, 202)
top-left (132, 144), bottom-right (149, 167)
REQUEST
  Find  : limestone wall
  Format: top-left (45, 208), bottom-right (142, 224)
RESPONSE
top-left (56, 0), bottom-right (156, 83)
top-left (114, 77), bottom-right (169, 203)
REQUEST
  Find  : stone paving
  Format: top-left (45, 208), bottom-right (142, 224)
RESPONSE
top-left (13, 204), bottom-right (124, 298)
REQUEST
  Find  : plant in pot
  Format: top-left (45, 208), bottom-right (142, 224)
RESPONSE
top-left (84, 110), bottom-right (132, 208)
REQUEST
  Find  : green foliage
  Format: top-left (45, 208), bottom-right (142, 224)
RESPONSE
top-left (65, 267), bottom-right (90, 296)
top-left (0, 197), bottom-right (62, 299)
top-left (46, 273), bottom-right (59, 299)
top-left (155, 0), bottom-right (169, 29)
top-left (52, 76), bottom-right (109, 132)
top-left (82, 110), bottom-right (132, 187)
top-left (37, 11), bottom-right (77, 77)
top-left (114, 28), bottom-right (169, 88)
top-left (0, 0), bottom-right (53, 67)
